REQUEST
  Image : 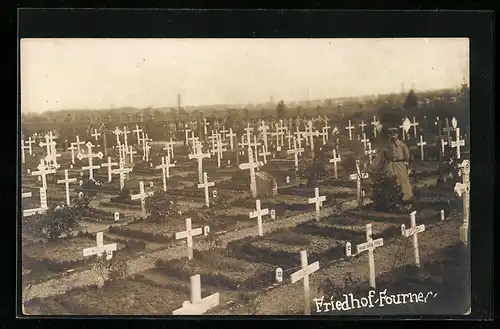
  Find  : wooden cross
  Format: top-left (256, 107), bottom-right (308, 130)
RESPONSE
top-left (360, 133), bottom-right (369, 153)
top-left (349, 160), bottom-right (368, 205)
top-left (277, 120), bottom-right (286, 147)
top-left (133, 124), bottom-right (143, 142)
top-left (122, 126), bottom-right (131, 150)
top-left (175, 218), bottom-right (203, 260)
top-left (271, 124), bottom-right (282, 151)
top-left (227, 128), bottom-right (236, 150)
top-left (345, 120), bottom-right (355, 140)
top-left (248, 135), bottom-right (261, 163)
top-left (31, 160), bottom-right (56, 190)
top-left (454, 160), bottom-right (470, 245)
top-left (163, 138), bottom-right (175, 159)
top-left (25, 136), bottom-right (35, 155)
top-left (411, 116), bottom-right (419, 139)
top-left (354, 224), bottom-right (384, 289)
top-left (442, 118), bottom-right (454, 142)
top-left (329, 149), bottom-right (342, 179)
top-left (111, 162), bottom-right (132, 190)
top-left (219, 126), bottom-right (228, 140)
top-left (238, 147), bottom-right (263, 198)
top-left (359, 120), bottom-right (367, 133)
top-left (249, 199), bottom-right (269, 236)
top-left (400, 117), bottom-right (411, 141)
top-left (365, 141), bottom-right (376, 164)
top-left (451, 127), bottom-right (465, 159)
top-left (130, 181), bottom-right (154, 216)
top-left (417, 135), bottom-right (427, 161)
top-left (189, 141), bottom-right (211, 184)
top-left (294, 125), bottom-right (304, 155)
top-left (20, 139), bottom-right (29, 164)
top-left (212, 135), bottom-right (227, 168)
top-left (100, 157), bottom-right (118, 183)
top-left (401, 211), bottom-right (425, 267)
top-left (203, 118), bottom-right (210, 137)
top-left (198, 172), bottom-right (215, 207)
top-left (127, 145), bottom-right (137, 163)
top-left (308, 187), bottom-right (326, 221)
top-left (286, 129), bottom-right (293, 150)
top-left (156, 156), bottom-right (175, 191)
top-left (258, 120), bottom-right (270, 151)
top-left (287, 137), bottom-right (304, 172)
top-left (83, 232), bottom-right (117, 260)
top-left (91, 128), bottom-right (101, 141)
top-left (78, 142), bottom-right (103, 180)
top-left (322, 122), bottom-right (331, 145)
top-left (23, 188), bottom-right (48, 217)
top-left (172, 274), bottom-right (220, 315)
top-left (290, 250), bottom-right (320, 315)
top-left (57, 169), bottom-right (77, 205)
top-left (184, 128), bottom-right (191, 145)
top-left (68, 143), bottom-right (78, 164)
top-left (112, 127), bottom-right (122, 146)
top-left (304, 121), bottom-right (319, 157)
top-left (440, 138), bottom-right (448, 155)
top-left (371, 116), bottom-right (379, 138)
top-left (259, 144), bottom-right (271, 164)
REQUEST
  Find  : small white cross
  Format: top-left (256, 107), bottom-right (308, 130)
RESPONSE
top-left (345, 120), bottom-right (355, 140)
top-left (91, 129), bottom-right (101, 141)
top-left (111, 162), bottom-right (132, 190)
top-left (197, 172), bottom-right (215, 208)
top-left (450, 127), bottom-right (465, 159)
top-left (249, 199), bottom-right (269, 236)
top-left (308, 187), bottom-right (326, 221)
top-left (329, 149), bottom-right (342, 179)
top-left (371, 116), bottom-right (379, 138)
top-left (189, 141), bottom-right (211, 184)
top-left (56, 169), bottom-right (77, 206)
top-left (156, 155), bottom-right (175, 191)
top-left (417, 135), bottom-right (427, 161)
top-left (82, 232), bottom-right (117, 261)
top-left (31, 159), bottom-right (56, 190)
top-left (100, 157), bottom-right (118, 183)
top-left (175, 218), bottom-right (203, 260)
top-left (359, 120), bottom-right (367, 133)
top-left (172, 274), bottom-right (219, 315)
top-left (239, 147), bottom-right (263, 198)
top-left (130, 181), bottom-right (154, 216)
top-left (401, 211), bottom-right (425, 267)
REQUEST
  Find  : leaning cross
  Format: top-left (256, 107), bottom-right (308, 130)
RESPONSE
top-left (454, 160), bottom-right (470, 245)
top-left (308, 187), bottom-right (326, 221)
top-left (130, 181), bottom-right (154, 217)
top-left (100, 157), bottom-right (118, 183)
top-left (290, 250), bottom-right (320, 315)
top-left (197, 172), bottom-right (215, 208)
top-left (172, 274), bottom-right (220, 315)
top-left (329, 149), bottom-right (342, 179)
top-left (189, 141), bottom-right (211, 184)
top-left (249, 199), bottom-right (269, 236)
top-left (78, 142), bottom-right (103, 180)
top-left (57, 169), bottom-right (77, 206)
top-left (417, 135), bottom-right (427, 161)
top-left (175, 218), bottom-right (203, 260)
top-left (401, 211), bottom-right (425, 267)
top-left (82, 232), bottom-right (117, 261)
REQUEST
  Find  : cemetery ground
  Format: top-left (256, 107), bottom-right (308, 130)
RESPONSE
top-left (21, 116), bottom-right (469, 316)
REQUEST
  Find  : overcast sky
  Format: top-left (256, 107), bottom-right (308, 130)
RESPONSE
top-left (20, 38), bottom-right (469, 113)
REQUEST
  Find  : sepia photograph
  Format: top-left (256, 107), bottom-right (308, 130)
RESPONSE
top-left (20, 37), bottom-right (470, 316)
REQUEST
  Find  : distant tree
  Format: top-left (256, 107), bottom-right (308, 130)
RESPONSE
top-left (276, 100), bottom-right (286, 119)
top-left (404, 89), bottom-right (418, 110)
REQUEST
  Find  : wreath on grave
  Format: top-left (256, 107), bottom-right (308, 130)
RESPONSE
top-left (370, 173), bottom-right (406, 213)
top-left (22, 204), bottom-right (83, 241)
top-left (144, 190), bottom-right (181, 222)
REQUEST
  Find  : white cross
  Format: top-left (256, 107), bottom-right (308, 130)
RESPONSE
top-left (77, 142), bottom-right (103, 180)
top-left (454, 160), bottom-right (470, 245)
top-left (303, 121), bottom-right (319, 156)
top-left (20, 139), bottom-right (29, 164)
top-left (197, 172), bottom-right (215, 208)
top-left (156, 155), bottom-right (175, 191)
top-left (329, 149), bottom-right (342, 179)
top-left (113, 127), bottom-right (122, 146)
top-left (122, 126), bottom-right (131, 150)
top-left (31, 159), bottom-right (56, 190)
top-left (22, 188), bottom-right (48, 217)
top-left (258, 121), bottom-right (270, 151)
top-left (127, 145), bottom-right (137, 163)
top-left (163, 139), bottom-right (175, 159)
top-left (350, 224), bottom-right (384, 289)
top-left (130, 181), bottom-right (154, 216)
top-left (184, 128), bottom-right (192, 145)
top-left (68, 143), bottom-right (78, 164)
top-left (290, 250), bottom-right (320, 315)
top-left (287, 137), bottom-right (304, 172)
top-left (249, 199), bottom-right (269, 236)
top-left (277, 120), bottom-right (286, 147)
top-left (227, 128), bottom-right (236, 150)
top-left (239, 147), bottom-right (263, 198)
top-left (203, 118), bottom-right (210, 136)
top-left (308, 187), bottom-right (326, 221)
top-left (111, 162), bottom-right (132, 190)
top-left (360, 133), bottom-right (369, 153)
top-left (271, 124), bottom-right (281, 151)
top-left (345, 120), bottom-right (355, 140)
top-left (411, 117), bottom-right (419, 139)
top-left (100, 157), bottom-right (118, 183)
top-left (25, 137), bottom-right (35, 155)
top-left (172, 274), bottom-right (219, 315)
top-left (365, 141), bottom-right (376, 164)
top-left (212, 135), bottom-right (227, 168)
top-left (359, 120), bottom-right (367, 133)
top-left (417, 135), bottom-right (427, 161)
top-left (450, 127), bottom-right (465, 159)
top-left (371, 116), bottom-right (379, 138)
top-left (349, 160), bottom-right (369, 205)
top-left (400, 118), bottom-right (411, 141)
top-left (91, 129), bottom-right (101, 141)
top-left (133, 124), bottom-right (143, 142)
top-left (401, 211), bottom-right (425, 267)
top-left (175, 218), bottom-right (203, 260)
top-left (440, 138), bottom-right (448, 155)
top-left (286, 129), bottom-right (293, 149)
top-left (57, 169), bottom-right (77, 206)
top-left (294, 126), bottom-right (304, 155)
top-left (259, 144), bottom-right (271, 164)
top-left (189, 141), bottom-right (211, 184)
top-left (219, 126), bottom-right (228, 140)
top-left (82, 232), bottom-right (117, 261)
top-left (322, 122), bottom-right (331, 145)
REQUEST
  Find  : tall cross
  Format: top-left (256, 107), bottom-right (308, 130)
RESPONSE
top-left (287, 137), bottom-right (304, 172)
top-left (175, 218), bottom-right (203, 260)
top-left (259, 144), bottom-right (271, 164)
top-left (238, 147), bottom-right (263, 198)
top-left (365, 141), bottom-right (376, 164)
top-left (290, 250), bottom-right (320, 315)
top-left (411, 117), bottom-right (419, 139)
top-left (308, 187), bottom-right (326, 221)
top-left (294, 125), bottom-right (304, 155)
top-left (100, 157), bottom-right (118, 183)
top-left (258, 120), bottom-right (270, 152)
top-left (68, 143), bottom-right (78, 164)
top-left (91, 128), bottom-right (101, 141)
top-left (450, 127), bottom-right (465, 159)
top-left (277, 120), bottom-right (286, 147)
top-left (401, 211), bottom-right (425, 267)
top-left (417, 135), bottom-right (427, 161)
top-left (82, 232), bottom-right (117, 261)
top-left (359, 120), bottom-right (367, 133)
top-left (442, 118), bottom-right (454, 142)
top-left (184, 128), bottom-right (191, 145)
top-left (31, 160), bottom-right (56, 190)
top-left (304, 121), bottom-right (319, 157)
top-left (321, 125), bottom-right (329, 145)
top-left (130, 181), bottom-right (154, 216)
top-left (203, 118), bottom-right (210, 137)
top-left (172, 274), bottom-right (219, 315)
top-left (127, 145), bottom-right (137, 163)
top-left (360, 133), bottom-right (369, 153)
top-left (212, 135), bottom-right (227, 168)
top-left (163, 138), bottom-right (175, 159)
top-left (349, 160), bottom-right (369, 205)
top-left (57, 169), bottom-right (77, 205)
top-left (286, 129), bottom-right (294, 150)
top-left (25, 137), bottom-right (35, 155)
top-left (156, 155), bottom-right (175, 191)
top-left (189, 131), bottom-right (200, 150)
top-left (219, 126), bottom-right (228, 140)
top-left (122, 126), bottom-right (131, 150)
top-left (227, 128), bottom-right (236, 150)
top-left (111, 162), bottom-right (132, 190)
top-left (329, 149), bottom-right (342, 179)
top-left (454, 160), bottom-right (470, 245)
top-left (352, 224), bottom-right (384, 289)
top-left (77, 142), bottom-right (103, 180)
top-left (371, 116), bottom-right (379, 138)
top-left (189, 141), bottom-right (211, 184)
top-left (249, 199), bottom-right (269, 236)
top-left (345, 120), bottom-right (355, 140)
top-left (249, 135), bottom-right (261, 163)
top-left (197, 172), bottom-right (215, 207)
top-left (112, 127), bottom-right (122, 146)
top-left (133, 124), bottom-right (143, 142)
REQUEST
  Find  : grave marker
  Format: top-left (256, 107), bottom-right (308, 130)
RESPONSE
top-left (239, 147), bottom-right (263, 198)
top-left (100, 157), bottom-right (118, 183)
top-left (401, 211), bottom-right (425, 267)
top-left (290, 250), bottom-right (320, 315)
top-left (371, 116), bottom-right (379, 138)
top-left (345, 120), bottom-right (355, 140)
top-left (111, 162), bottom-right (132, 190)
top-left (130, 181), bottom-right (154, 216)
top-left (172, 274), bottom-right (219, 315)
top-left (197, 172), bottom-right (215, 208)
top-left (308, 187), bottom-right (326, 221)
top-left (329, 149), bottom-right (342, 179)
top-left (68, 143), bottom-right (78, 164)
top-left (114, 212), bottom-right (120, 221)
top-left (349, 160), bottom-right (369, 205)
top-left (250, 199), bottom-right (269, 236)
top-left (287, 137), bottom-right (304, 172)
top-left (78, 142), bottom-right (103, 180)
top-left (227, 128), bottom-right (236, 150)
top-left (156, 156), bottom-right (175, 191)
top-left (31, 160), bottom-right (56, 190)
top-left (189, 141), bottom-right (211, 184)
top-left (455, 160), bottom-right (470, 245)
top-left (22, 188), bottom-right (48, 217)
top-left (417, 135), bottom-right (427, 161)
top-left (400, 117), bottom-right (411, 141)
top-left (451, 127), bottom-right (465, 159)
top-left (175, 218), bottom-right (203, 260)
top-left (359, 120), bottom-right (367, 133)
top-left (203, 226), bottom-right (210, 236)
top-left (354, 224), bottom-right (384, 289)
top-left (82, 232), bottom-right (117, 260)
top-left (56, 169), bottom-right (77, 205)
top-left (275, 268), bottom-right (283, 283)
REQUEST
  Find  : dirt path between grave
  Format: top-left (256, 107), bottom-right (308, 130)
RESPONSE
top-left (210, 219), bottom-right (462, 315)
top-left (22, 200), bottom-right (359, 302)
